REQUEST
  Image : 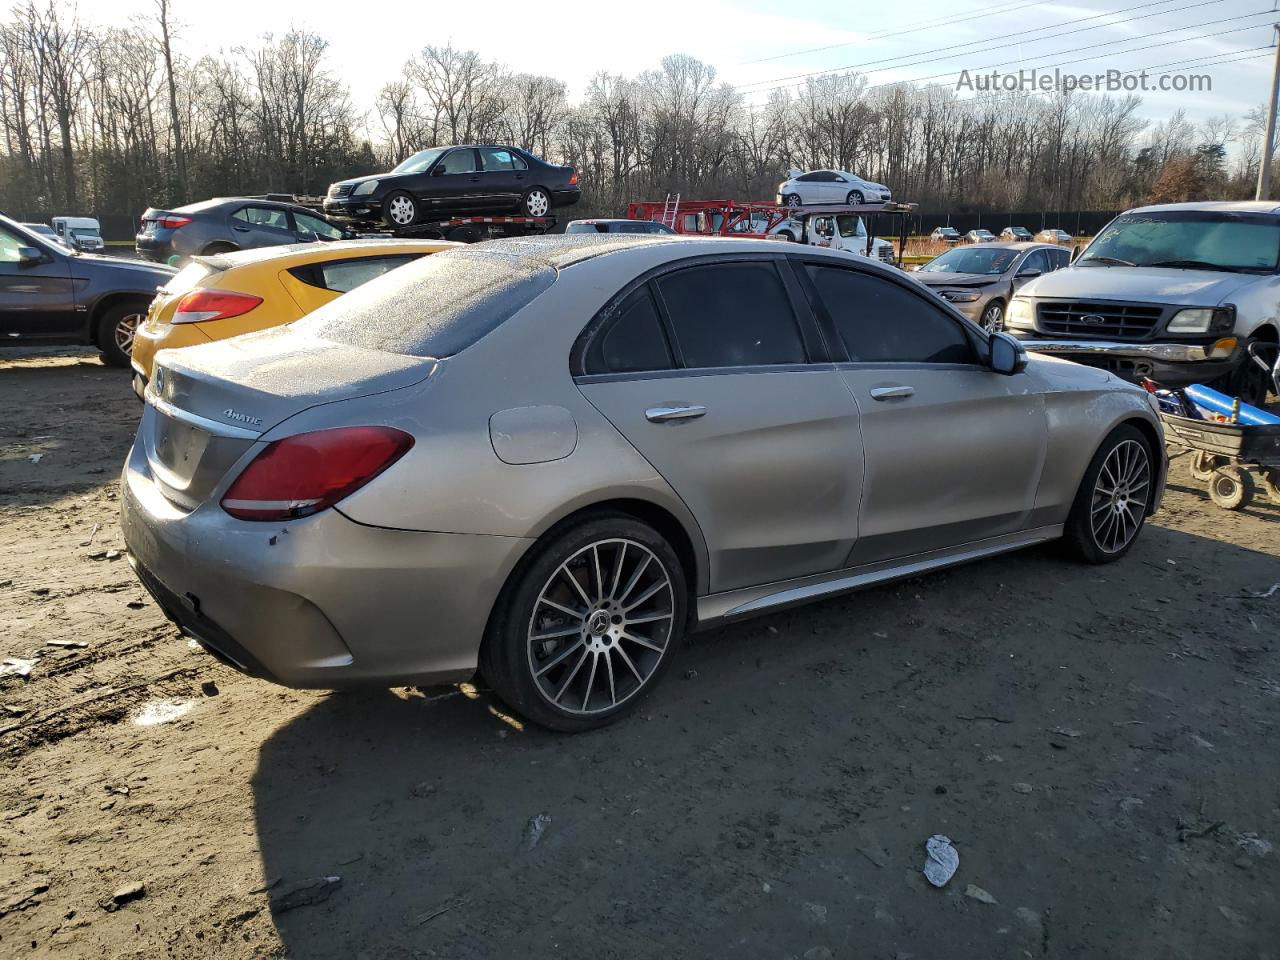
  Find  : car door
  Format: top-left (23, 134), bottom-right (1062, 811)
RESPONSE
top-left (574, 255), bottom-right (864, 593)
top-left (230, 205), bottom-right (296, 249)
top-left (425, 148), bottom-right (483, 212)
top-left (476, 147), bottom-right (526, 211)
top-left (800, 260), bottom-right (1048, 565)
top-left (0, 223), bottom-right (77, 340)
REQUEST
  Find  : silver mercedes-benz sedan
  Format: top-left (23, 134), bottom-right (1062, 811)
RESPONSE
top-left (121, 235), bottom-right (1166, 731)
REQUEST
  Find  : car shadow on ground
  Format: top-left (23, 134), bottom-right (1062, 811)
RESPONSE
top-left (250, 526), bottom-right (1280, 959)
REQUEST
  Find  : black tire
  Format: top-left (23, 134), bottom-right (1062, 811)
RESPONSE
top-left (521, 187), bottom-right (552, 218)
top-left (445, 225), bottom-right (482, 243)
top-left (1213, 340), bottom-right (1273, 408)
top-left (783, 193), bottom-right (803, 207)
top-left (383, 191), bottom-right (418, 228)
top-left (201, 242), bottom-right (238, 256)
top-left (846, 189), bottom-right (865, 205)
top-left (979, 300), bottom-right (1005, 333)
top-left (1188, 451), bottom-right (1223, 482)
top-left (1261, 468), bottom-right (1280, 502)
top-left (96, 301), bottom-right (148, 368)
top-left (481, 513), bottom-right (688, 733)
top-left (1208, 466), bottom-right (1254, 511)
top-left (1062, 425), bottom-right (1154, 564)
top-left (776, 230), bottom-right (797, 242)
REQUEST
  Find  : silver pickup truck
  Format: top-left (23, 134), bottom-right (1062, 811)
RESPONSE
top-left (1005, 201), bottom-right (1279, 405)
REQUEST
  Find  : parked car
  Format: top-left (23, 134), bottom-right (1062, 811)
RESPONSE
top-left (914, 242), bottom-right (1070, 331)
top-left (323, 145), bottom-right (580, 227)
top-left (965, 229), bottom-right (996, 243)
top-left (930, 227), bottom-right (962, 244)
top-left (52, 216), bottom-right (105, 253)
top-left (122, 234), bottom-right (1165, 732)
top-left (1036, 228), bottom-right (1074, 244)
top-left (130, 238), bottom-right (457, 397)
top-left (1000, 226), bottom-right (1034, 241)
top-left (1008, 201), bottom-right (1280, 405)
top-left (136, 198), bottom-right (354, 265)
top-left (21, 222), bottom-right (66, 247)
top-left (566, 219), bottom-right (674, 235)
top-left (778, 169), bottom-right (892, 206)
top-left (0, 213), bottom-right (173, 366)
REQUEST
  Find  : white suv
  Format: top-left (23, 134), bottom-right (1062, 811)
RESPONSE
top-left (1007, 201), bottom-right (1280, 405)
top-left (778, 169), bottom-right (892, 206)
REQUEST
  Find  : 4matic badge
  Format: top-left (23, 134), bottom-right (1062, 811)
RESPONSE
top-left (223, 408), bottom-right (263, 427)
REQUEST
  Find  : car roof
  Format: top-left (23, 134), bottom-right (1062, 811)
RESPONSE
top-left (1124, 200), bottom-right (1280, 216)
top-left (194, 238), bottom-right (460, 272)
top-left (183, 197), bottom-right (319, 214)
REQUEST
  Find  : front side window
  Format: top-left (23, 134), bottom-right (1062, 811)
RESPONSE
top-left (1080, 211), bottom-right (1280, 273)
top-left (584, 286), bottom-right (674, 375)
top-left (439, 149), bottom-right (478, 175)
top-left (807, 265), bottom-right (974, 365)
top-left (656, 262), bottom-right (806, 369)
top-left (1019, 250), bottom-right (1050, 275)
top-left (0, 224), bottom-right (25, 262)
top-left (294, 212), bottom-right (345, 240)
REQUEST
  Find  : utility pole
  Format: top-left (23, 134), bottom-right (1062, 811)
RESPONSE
top-left (1256, 24), bottom-right (1280, 201)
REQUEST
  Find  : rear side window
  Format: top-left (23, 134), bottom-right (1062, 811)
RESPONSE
top-left (657, 262), bottom-right (805, 369)
top-left (293, 249), bottom-right (555, 358)
top-left (807, 265), bottom-right (974, 364)
top-left (480, 148), bottom-right (527, 171)
top-left (584, 286), bottom-right (673, 375)
top-left (232, 206), bottom-right (290, 230)
top-left (290, 254), bottom-right (421, 294)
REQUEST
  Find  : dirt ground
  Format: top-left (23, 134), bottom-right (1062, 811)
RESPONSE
top-left (1, 347), bottom-right (1278, 960)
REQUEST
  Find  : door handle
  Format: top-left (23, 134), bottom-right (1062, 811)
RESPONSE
top-left (645, 404), bottom-right (706, 423)
top-left (869, 385), bottom-right (915, 401)
top-left (232, 225), bottom-right (249, 232)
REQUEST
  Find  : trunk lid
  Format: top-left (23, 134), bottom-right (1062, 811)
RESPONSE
top-left (142, 326), bottom-right (435, 509)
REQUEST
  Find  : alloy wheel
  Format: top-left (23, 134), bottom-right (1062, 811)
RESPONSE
top-left (1089, 439), bottom-right (1150, 553)
top-left (388, 195), bottom-right (416, 225)
top-left (114, 313), bottom-right (141, 355)
top-left (524, 189), bottom-right (550, 217)
top-left (981, 302), bottom-right (1004, 332)
top-left (784, 194), bottom-right (802, 207)
top-left (526, 538), bottom-right (675, 716)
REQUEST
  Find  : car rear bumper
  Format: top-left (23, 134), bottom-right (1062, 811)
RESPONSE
top-left (551, 188), bottom-right (581, 208)
top-left (134, 234), bottom-right (172, 262)
top-left (120, 440), bottom-right (533, 688)
top-left (1013, 336), bottom-right (1238, 386)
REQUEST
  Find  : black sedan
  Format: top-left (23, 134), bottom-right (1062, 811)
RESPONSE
top-left (2, 213), bottom-right (174, 366)
top-left (136, 197), bottom-right (353, 265)
top-left (324, 145), bottom-right (580, 226)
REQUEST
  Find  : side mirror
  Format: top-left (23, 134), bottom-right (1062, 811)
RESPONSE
top-left (431, 166), bottom-right (445, 177)
top-left (18, 246), bottom-right (44, 266)
top-left (990, 331), bottom-right (1028, 375)
top-left (1016, 267), bottom-right (1042, 279)
top-left (296, 230), bottom-right (317, 242)
top-left (1070, 245), bottom-right (1082, 263)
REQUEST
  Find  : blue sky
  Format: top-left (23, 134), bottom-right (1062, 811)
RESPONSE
top-left (67, 0), bottom-right (1276, 126)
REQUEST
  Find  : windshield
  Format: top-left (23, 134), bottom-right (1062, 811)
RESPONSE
top-left (70, 227), bottom-right (100, 238)
top-left (293, 248), bottom-right (555, 358)
top-left (392, 148), bottom-right (447, 175)
top-left (836, 215), bottom-right (866, 237)
top-left (920, 246), bottom-right (1018, 275)
top-left (1081, 211), bottom-right (1280, 273)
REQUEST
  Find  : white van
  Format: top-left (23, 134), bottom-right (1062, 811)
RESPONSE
top-left (51, 216), bottom-right (105, 253)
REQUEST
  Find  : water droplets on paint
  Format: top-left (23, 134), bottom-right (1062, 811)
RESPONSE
top-left (132, 699), bottom-right (196, 727)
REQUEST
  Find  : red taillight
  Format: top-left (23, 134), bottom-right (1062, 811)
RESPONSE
top-left (172, 289), bottom-right (263, 325)
top-left (158, 215), bottom-right (192, 229)
top-left (568, 171), bottom-right (578, 186)
top-left (221, 427), bottom-right (414, 521)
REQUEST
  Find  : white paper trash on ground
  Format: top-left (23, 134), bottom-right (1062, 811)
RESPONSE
top-left (923, 834), bottom-right (959, 887)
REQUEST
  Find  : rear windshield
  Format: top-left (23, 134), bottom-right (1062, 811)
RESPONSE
top-left (291, 248), bottom-right (556, 358)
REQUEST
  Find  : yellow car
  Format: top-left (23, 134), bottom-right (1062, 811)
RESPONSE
top-left (130, 238), bottom-right (457, 396)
